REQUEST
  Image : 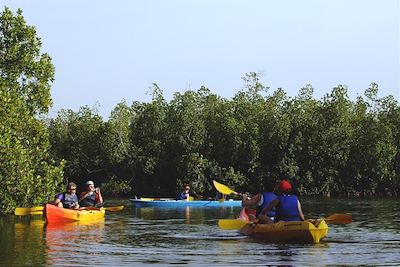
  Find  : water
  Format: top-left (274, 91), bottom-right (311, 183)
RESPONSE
top-left (1, 198), bottom-right (399, 266)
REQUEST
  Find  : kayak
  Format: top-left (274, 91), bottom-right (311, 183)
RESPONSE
top-left (130, 198), bottom-right (242, 208)
top-left (238, 208), bottom-right (328, 244)
top-left (43, 204), bottom-right (105, 224)
top-left (240, 219), bottom-right (328, 244)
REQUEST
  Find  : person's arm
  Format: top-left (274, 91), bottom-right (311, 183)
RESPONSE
top-left (96, 188), bottom-right (104, 204)
top-left (259, 198), bottom-right (279, 216)
top-left (297, 200), bottom-right (305, 221)
top-left (242, 193), bottom-right (261, 207)
top-left (53, 194), bottom-right (63, 207)
top-left (79, 191), bottom-right (87, 202)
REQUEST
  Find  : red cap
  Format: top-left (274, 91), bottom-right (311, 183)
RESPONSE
top-left (279, 180), bottom-right (292, 192)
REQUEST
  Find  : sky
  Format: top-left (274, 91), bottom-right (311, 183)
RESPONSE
top-left (2, 0), bottom-right (399, 119)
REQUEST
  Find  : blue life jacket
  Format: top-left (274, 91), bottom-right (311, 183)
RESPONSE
top-left (256, 192), bottom-right (277, 217)
top-left (61, 193), bottom-right (78, 208)
top-left (80, 192), bottom-right (97, 207)
top-left (275, 194), bottom-right (302, 222)
top-left (176, 192), bottom-right (188, 200)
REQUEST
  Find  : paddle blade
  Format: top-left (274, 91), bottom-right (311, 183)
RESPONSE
top-left (325, 213), bottom-right (352, 224)
top-left (213, 180), bottom-right (237, 195)
top-left (218, 219), bottom-right (248, 230)
top-left (104, 205), bottom-right (124, 212)
top-left (14, 206), bottom-right (44, 216)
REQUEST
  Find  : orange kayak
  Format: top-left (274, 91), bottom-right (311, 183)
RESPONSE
top-left (43, 204), bottom-right (105, 224)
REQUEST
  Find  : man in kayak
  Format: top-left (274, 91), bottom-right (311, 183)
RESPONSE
top-left (176, 184), bottom-right (190, 201)
top-left (79, 180), bottom-right (104, 207)
top-left (258, 179), bottom-right (305, 223)
top-left (53, 182), bottom-right (80, 209)
top-left (241, 180), bottom-right (278, 221)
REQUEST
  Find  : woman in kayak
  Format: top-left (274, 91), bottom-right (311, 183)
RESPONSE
top-left (79, 180), bottom-right (104, 207)
top-left (241, 180), bottom-right (278, 221)
top-left (259, 179), bottom-right (305, 223)
top-left (176, 184), bottom-right (190, 200)
top-left (53, 182), bottom-right (80, 209)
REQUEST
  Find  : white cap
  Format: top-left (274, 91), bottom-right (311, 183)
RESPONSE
top-left (86, 180), bottom-right (94, 185)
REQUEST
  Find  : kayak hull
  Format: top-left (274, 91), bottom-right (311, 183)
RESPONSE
top-left (237, 208), bottom-right (328, 244)
top-left (130, 198), bottom-right (242, 208)
top-left (44, 204), bottom-right (105, 224)
top-left (240, 220), bottom-right (328, 244)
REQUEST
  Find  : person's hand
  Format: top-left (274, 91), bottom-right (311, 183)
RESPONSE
top-left (242, 193), bottom-right (249, 200)
top-left (95, 187), bottom-right (100, 193)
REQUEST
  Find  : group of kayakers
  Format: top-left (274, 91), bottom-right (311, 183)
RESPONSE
top-left (242, 179), bottom-right (305, 224)
top-left (53, 180), bottom-right (104, 209)
top-left (54, 177), bottom-right (303, 224)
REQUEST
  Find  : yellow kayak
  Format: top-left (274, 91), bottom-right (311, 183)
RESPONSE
top-left (240, 219), bottom-right (329, 244)
top-left (44, 204), bottom-right (105, 224)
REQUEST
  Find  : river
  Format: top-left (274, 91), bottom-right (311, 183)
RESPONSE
top-left (0, 198), bottom-right (399, 266)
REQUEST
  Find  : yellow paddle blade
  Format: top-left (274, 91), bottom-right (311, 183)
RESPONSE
top-left (104, 205), bottom-right (124, 212)
top-left (14, 206), bottom-right (44, 216)
top-left (213, 180), bottom-right (237, 195)
top-left (218, 219), bottom-right (248, 230)
top-left (325, 213), bottom-right (352, 224)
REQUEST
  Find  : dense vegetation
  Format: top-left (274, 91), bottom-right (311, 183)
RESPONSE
top-left (0, 8), bottom-right (64, 214)
top-left (46, 79), bottom-right (400, 198)
top-left (1, 8), bottom-right (399, 214)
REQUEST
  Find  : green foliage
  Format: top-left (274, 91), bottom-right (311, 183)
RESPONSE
top-left (47, 106), bottom-right (106, 187)
top-left (0, 7), bottom-right (63, 214)
top-left (100, 175), bottom-right (132, 197)
top-left (44, 72), bottom-right (400, 198)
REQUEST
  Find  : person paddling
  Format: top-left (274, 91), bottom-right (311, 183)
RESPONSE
top-left (259, 179), bottom-right (305, 223)
top-left (241, 180), bottom-right (278, 221)
top-left (79, 180), bottom-right (104, 207)
top-left (176, 185), bottom-right (190, 201)
top-left (53, 182), bottom-right (80, 209)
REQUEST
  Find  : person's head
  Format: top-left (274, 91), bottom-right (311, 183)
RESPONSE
top-left (67, 182), bottom-right (77, 193)
top-left (278, 179), bottom-right (292, 194)
top-left (183, 185), bottom-right (190, 193)
top-left (86, 180), bottom-right (95, 190)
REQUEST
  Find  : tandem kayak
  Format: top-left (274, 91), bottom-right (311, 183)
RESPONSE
top-left (130, 198), bottom-right (242, 208)
top-left (237, 208), bottom-right (328, 244)
top-left (240, 219), bottom-right (328, 244)
top-left (43, 204), bottom-right (105, 224)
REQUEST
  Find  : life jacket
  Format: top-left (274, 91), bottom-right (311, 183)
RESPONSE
top-left (275, 194), bottom-right (302, 222)
top-left (61, 193), bottom-right (78, 208)
top-left (256, 192), bottom-right (277, 217)
top-left (80, 192), bottom-right (97, 207)
top-left (176, 192), bottom-right (188, 200)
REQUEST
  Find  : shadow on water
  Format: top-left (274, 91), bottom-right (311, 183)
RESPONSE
top-left (0, 198), bottom-right (399, 266)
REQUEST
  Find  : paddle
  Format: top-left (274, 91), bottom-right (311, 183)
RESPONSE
top-left (213, 180), bottom-right (241, 196)
top-left (80, 205), bottom-right (124, 212)
top-left (218, 213), bottom-right (352, 230)
top-left (324, 213), bottom-right (352, 224)
top-left (15, 205), bottom-right (124, 215)
top-left (218, 219), bottom-right (248, 230)
top-left (14, 206), bottom-right (44, 216)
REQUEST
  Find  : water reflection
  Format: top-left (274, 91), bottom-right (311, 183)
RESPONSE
top-left (1, 198), bottom-right (400, 266)
top-left (44, 219), bottom-right (105, 266)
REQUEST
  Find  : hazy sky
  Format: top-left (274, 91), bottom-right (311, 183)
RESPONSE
top-left (3, 1), bottom-right (399, 118)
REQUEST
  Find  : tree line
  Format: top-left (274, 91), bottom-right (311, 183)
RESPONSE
top-left (46, 78), bottom-right (400, 199)
top-left (1, 7), bottom-right (399, 213)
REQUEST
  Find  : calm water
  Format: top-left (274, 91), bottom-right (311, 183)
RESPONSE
top-left (0, 198), bottom-right (399, 266)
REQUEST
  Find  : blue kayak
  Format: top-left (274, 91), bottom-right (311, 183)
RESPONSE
top-left (130, 198), bottom-right (242, 208)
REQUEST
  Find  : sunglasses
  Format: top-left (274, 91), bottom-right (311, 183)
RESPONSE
top-left (69, 188), bottom-right (77, 191)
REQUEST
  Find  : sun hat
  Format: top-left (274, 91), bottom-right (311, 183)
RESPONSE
top-left (86, 180), bottom-right (94, 186)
